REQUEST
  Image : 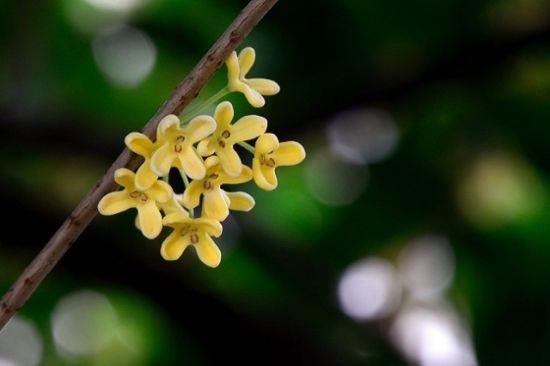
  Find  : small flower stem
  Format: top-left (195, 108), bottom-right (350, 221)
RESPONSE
top-left (238, 141), bottom-right (256, 154)
top-left (179, 169), bottom-right (190, 188)
top-left (180, 86), bottom-right (229, 124)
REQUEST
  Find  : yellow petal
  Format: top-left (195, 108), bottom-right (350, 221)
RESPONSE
top-left (218, 147), bottom-right (242, 177)
top-left (159, 196), bottom-right (186, 215)
top-left (230, 115), bottom-right (267, 142)
top-left (114, 168), bottom-right (135, 188)
top-left (178, 148), bottom-right (206, 180)
top-left (238, 47), bottom-right (256, 76)
top-left (196, 217), bottom-right (223, 237)
top-left (182, 180), bottom-right (203, 209)
top-left (137, 201), bottom-right (163, 239)
top-left (242, 86), bottom-right (265, 108)
top-left (150, 143), bottom-right (176, 177)
top-left (204, 156), bottom-right (220, 170)
top-left (273, 141), bottom-right (306, 166)
top-left (185, 115), bottom-right (216, 142)
top-left (222, 165), bottom-right (253, 184)
top-left (98, 190), bottom-right (135, 215)
top-left (226, 51), bottom-right (241, 90)
top-left (147, 180), bottom-right (173, 203)
top-left (134, 160), bottom-right (158, 191)
top-left (253, 158), bottom-right (277, 191)
top-left (125, 132), bottom-right (155, 157)
top-left (247, 78), bottom-right (280, 96)
top-left (203, 188), bottom-right (229, 221)
top-left (157, 114), bottom-right (180, 139)
top-left (214, 101), bottom-right (234, 131)
top-left (160, 231), bottom-right (189, 261)
top-left (163, 211), bottom-right (190, 226)
top-left (225, 191), bottom-right (255, 212)
top-left (197, 138), bottom-right (217, 157)
top-left (255, 133), bottom-right (279, 154)
top-left (194, 233), bottom-right (221, 268)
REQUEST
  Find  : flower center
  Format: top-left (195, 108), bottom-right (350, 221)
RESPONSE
top-left (174, 135), bottom-right (185, 152)
top-left (130, 190), bottom-right (149, 202)
top-left (260, 155), bottom-right (276, 167)
top-left (203, 180), bottom-right (213, 190)
top-left (221, 130), bottom-right (231, 139)
top-left (179, 225), bottom-right (189, 236)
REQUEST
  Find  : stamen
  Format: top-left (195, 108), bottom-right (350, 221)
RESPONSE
top-left (266, 158), bottom-right (276, 167)
top-left (221, 130), bottom-right (231, 138)
top-left (176, 135), bottom-right (185, 143)
top-left (209, 173), bottom-right (219, 179)
top-left (218, 140), bottom-right (226, 148)
top-left (179, 226), bottom-right (189, 236)
top-left (203, 181), bottom-right (213, 190)
top-left (140, 193), bottom-right (148, 203)
top-left (130, 190), bottom-right (139, 198)
top-left (190, 234), bottom-right (199, 244)
top-left (174, 145), bottom-right (182, 153)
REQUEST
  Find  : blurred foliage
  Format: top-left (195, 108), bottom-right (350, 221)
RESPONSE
top-left (2, 0), bottom-right (550, 365)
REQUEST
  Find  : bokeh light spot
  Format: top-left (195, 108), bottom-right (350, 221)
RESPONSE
top-left (306, 148), bottom-right (368, 206)
top-left (0, 316), bottom-right (43, 366)
top-left (93, 24), bottom-right (156, 88)
top-left (84, 0), bottom-right (148, 13)
top-left (398, 234), bottom-right (455, 300)
top-left (51, 290), bottom-right (118, 357)
top-left (457, 152), bottom-right (544, 229)
top-left (327, 107), bottom-right (399, 165)
top-left (391, 306), bottom-right (477, 366)
top-left (337, 257), bottom-right (401, 321)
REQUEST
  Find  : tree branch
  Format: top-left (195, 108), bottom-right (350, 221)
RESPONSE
top-left (0, 0), bottom-right (278, 330)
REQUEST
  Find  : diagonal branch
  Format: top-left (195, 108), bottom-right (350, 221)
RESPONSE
top-left (0, 0), bottom-right (278, 330)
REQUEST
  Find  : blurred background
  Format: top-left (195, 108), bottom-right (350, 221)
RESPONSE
top-left (1, 0), bottom-right (550, 364)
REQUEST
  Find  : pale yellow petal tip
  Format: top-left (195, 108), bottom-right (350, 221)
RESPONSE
top-left (160, 248), bottom-right (180, 261)
top-left (197, 245), bottom-right (222, 268)
top-left (158, 114), bottom-right (180, 135)
top-left (141, 227), bottom-right (161, 240)
top-left (202, 258), bottom-right (221, 268)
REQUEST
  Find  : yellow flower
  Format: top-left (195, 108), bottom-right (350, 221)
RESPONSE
top-left (125, 132), bottom-right (159, 190)
top-left (253, 133), bottom-right (306, 191)
top-left (150, 114), bottom-right (216, 180)
top-left (161, 211), bottom-right (223, 268)
top-left (182, 156), bottom-right (253, 221)
top-left (98, 168), bottom-right (173, 239)
top-left (226, 47), bottom-right (280, 108)
top-left (197, 101), bottom-right (266, 177)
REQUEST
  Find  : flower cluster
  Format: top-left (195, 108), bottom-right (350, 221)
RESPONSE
top-left (98, 47), bottom-right (306, 268)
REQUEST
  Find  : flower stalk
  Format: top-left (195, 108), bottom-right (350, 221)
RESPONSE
top-left (0, 0), bottom-right (280, 331)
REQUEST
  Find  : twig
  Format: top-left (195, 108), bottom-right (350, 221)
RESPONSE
top-left (0, 0), bottom-right (278, 330)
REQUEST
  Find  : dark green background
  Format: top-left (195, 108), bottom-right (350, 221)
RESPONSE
top-left (1, 0), bottom-right (550, 364)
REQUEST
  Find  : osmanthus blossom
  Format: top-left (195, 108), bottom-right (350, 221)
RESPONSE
top-left (161, 211), bottom-right (223, 268)
top-left (98, 46), bottom-right (306, 268)
top-left (197, 101), bottom-right (266, 177)
top-left (253, 133), bottom-right (306, 191)
top-left (125, 132), bottom-right (159, 190)
top-left (98, 168), bottom-right (173, 239)
top-left (150, 114), bottom-right (216, 180)
top-left (183, 156), bottom-right (253, 221)
top-left (226, 47), bottom-right (280, 108)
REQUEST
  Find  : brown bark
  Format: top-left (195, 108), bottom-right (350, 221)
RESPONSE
top-left (0, 0), bottom-right (278, 330)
